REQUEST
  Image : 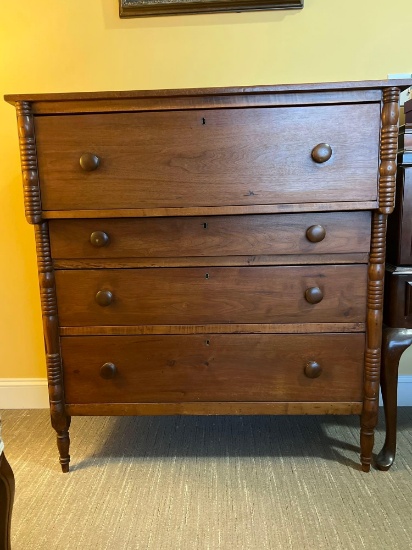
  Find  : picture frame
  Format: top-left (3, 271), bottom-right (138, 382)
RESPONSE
top-left (119, 0), bottom-right (303, 18)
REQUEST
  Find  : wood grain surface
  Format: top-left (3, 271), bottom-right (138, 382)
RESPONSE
top-left (49, 211), bottom-right (371, 259)
top-left (54, 264), bottom-right (368, 326)
top-left (42, 202), bottom-right (378, 219)
top-left (34, 104), bottom-right (380, 211)
top-left (52, 253), bottom-right (370, 270)
top-left (61, 333), bottom-right (365, 404)
top-left (65, 402), bottom-right (363, 415)
top-left (59, 322), bottom-right (366, 336)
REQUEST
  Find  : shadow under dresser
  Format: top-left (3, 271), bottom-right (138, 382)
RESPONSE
top-left (5, 80), bottom-right (412, 472)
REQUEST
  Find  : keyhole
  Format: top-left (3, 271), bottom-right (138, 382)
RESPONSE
top-left (203, 222), bottom-right (208, 229)
top-left (205, 273), bottom-right (209, 279)
top-left (202, 117), bottom-right (206, 125)
top-left (205, 339), bottom-right (210, 346)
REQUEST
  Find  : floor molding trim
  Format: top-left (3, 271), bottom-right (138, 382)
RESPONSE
top-left (396, 375), bottom-right (412, 406)
top-left (0, 378), bottom-right (49, 409)
top-left (0, 376), bottom-right (411, 410)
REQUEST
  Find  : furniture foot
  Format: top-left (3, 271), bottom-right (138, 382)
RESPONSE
top-left (0, 453), bottom-right (15, 550)
top-left (53, 415), bottom-right (71, 473)
top-left (360, 426), bottom-right (374, 473)
top-left (57, 430), bottom-right (71, 473)
top-left (361, 463), bottom-right (371, 473)
top-left (376, 327), bottom-right (412, 471)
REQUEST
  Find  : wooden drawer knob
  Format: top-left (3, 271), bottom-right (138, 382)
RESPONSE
top-left (100, 362), bottom-right (117, 379)
top-left (311, 143), bottom-right (332, 163)
top-left (304, 360), bottom-right (322, 379)
top-left (306, 225), bottom-right (326, 243)
top-left (305, 287), bottom-right (323, 304)
top-left (95, 290), bottom-right (113, 307)
top-left (90, 231), bottom-right (110, 248)
top-left (80, 153), bottom-right (100, 171)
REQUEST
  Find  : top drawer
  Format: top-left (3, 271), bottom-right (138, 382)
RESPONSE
top-left (34, 104), bottom-right (380, 211)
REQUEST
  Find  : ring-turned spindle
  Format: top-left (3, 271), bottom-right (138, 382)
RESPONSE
top-left (311, 143), bottom-right (332, 163)
top-left (304, 360), bottom-right (322, 379)
top-left (95, 289), bottom-right (113, 307)
top-left (305, 287), bottom-right (323, 304)
top-left (99, 362), bottom-right (117, 379)
top-left (80, 153), bottom-right (100, 171)
top-left (306, 225), bottom-right (326, 243)
top-left (90, 231), bottom-right (110, 248)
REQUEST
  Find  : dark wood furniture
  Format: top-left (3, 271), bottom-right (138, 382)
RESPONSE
top-left (377, 110), bottom-right (412, 470)
top-left (0, 452), bottom-right (15, 550)
top-left (119, 0), bottom-right (304, 18)
top-left (5, 80), bottom-right (411, 473)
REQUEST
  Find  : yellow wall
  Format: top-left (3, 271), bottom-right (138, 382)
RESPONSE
top-left (1, 0), bottom-right (412, 379)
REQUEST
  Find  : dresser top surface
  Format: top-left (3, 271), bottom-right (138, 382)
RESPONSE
top-left (4, 79), bottom-right (412, 105)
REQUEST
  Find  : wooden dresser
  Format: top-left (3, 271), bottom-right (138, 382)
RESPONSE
top-left (5, 80), bottom-right (411, 473)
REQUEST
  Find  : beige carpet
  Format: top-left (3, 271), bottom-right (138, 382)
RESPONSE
top-left (1, 409), bottom-right (412, 550)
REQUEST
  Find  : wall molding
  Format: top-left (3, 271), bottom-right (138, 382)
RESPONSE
top-left (0, 378), bottom-right (49, 409)
top-left (393, 375), bottom-right (412, 406)
top-left (0, 376), bottom-right (411, 409)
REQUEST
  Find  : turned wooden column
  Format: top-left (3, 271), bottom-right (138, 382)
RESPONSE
top-left (376, 101), bottom-right (412, 471)
top-left (15, 101), bottom-right (71, 473)
top-left (360, 87), bottom-right (400, 472)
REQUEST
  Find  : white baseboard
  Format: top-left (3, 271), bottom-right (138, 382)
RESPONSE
top-left (0, 378), bottom-right (49, 409)
top-left (0, 376), bottom-right (411, 410)
top-left (393, 375), bottom-right (412, 406)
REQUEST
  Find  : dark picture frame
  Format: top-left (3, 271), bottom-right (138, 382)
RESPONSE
top-left (119, 0), bottom-right (303, 18)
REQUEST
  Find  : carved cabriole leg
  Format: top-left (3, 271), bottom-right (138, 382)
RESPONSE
top-left (376, 327), bottom-right (412, 471)
top-left (360, 87), bottom-right (400, 472)
top-left (16, 101), bottom-right (70, 473)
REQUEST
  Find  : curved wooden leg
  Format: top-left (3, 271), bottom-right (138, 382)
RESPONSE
top-left (0, 453), bottom-right (15, 550)
top-left (376, 327), bottom-right (412, 471)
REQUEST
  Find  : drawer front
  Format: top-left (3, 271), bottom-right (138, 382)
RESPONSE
top-left (49, 211), bottom-right (372, 259)
top-left (35, 104), bottom-right (380, 211)
top-left (55, 265), bottom-right (368, 326)
top-left (61, 333), bottom-right (365, 404)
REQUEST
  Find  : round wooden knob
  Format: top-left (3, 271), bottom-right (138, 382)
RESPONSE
top-left (311, 143), bottom-right (332, 163)
top-left (306, 225), bottom-right (326, 243)
top-left (304, 360), bottom-right (322, 379)
top-left (80, 153), bottom-right (100, 171)
top-left (90, 231), bottom-right (110, 248)
top-left (95, 290), bottom-right (113, 307)
top-left (305, 287), bottom-right (323, 304)
top-left (100, 362), bottom-right (117, 380)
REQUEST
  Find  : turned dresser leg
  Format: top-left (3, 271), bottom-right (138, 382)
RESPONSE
top-left (360, 413), bottom-right (375, 472)
top-left (52, 415), bottom-right (71, 473)
top-left (376, 327), bottom-right (412, 471)
top-left (361, 213), bottom-right (388, 472)
top-left (0, 453), bottom-right (15, 550)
